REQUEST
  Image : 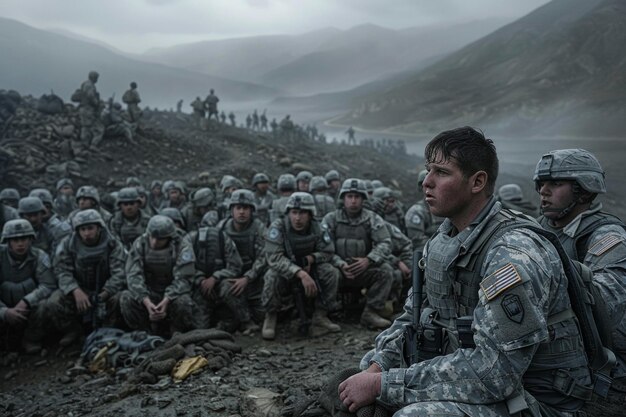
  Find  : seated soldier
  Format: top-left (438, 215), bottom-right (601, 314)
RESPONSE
top-left (0, 219), bottom-right (56, 353)
top-left (108, 187), bottom-right (151, 249)
top-left (120, 215), bottom-right (196, 336)
top-left (309, 176), bottom-right (336, 222)
top-left (48, 209), bottom-right (127, 346)
top-left (262, 192), bottom-right (341, 340)
top-left (372, 187), bottom-right (406, 235)
top-left (181, 188), bottom-right (216, 232)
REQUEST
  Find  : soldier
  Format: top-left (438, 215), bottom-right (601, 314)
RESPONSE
top-left (28, 188), bottom-right (72, 254)
top-left (125, 177), bottom-right (142, 188)
top-left (0, 188), bottom-right (20, 209)
top-left (108, 187), bottom-right (151, 249)
top-left (72, 185), bottom-right (113, 224)
top-left (161, 181), bottom-right (188, 211)
top-left (1, 197), bottom-right (19, 234)
top-left (181, 188), bottom-right (216, 233)
top-left (77, 70), bottom-right (104, 151)
top-left (184, 212), bottom-right (243, 330)
top-left (220, 111), bottom-right (227, 124)
top-left (404, 169), bottom-right (444, 251)
top-left (160, 208), bottom-right (187, 233)
top-left (270, 118), bottom-right (279, 137)
top-left (269, 174), bottom-right (296, 223)
top-left (372, 187), bottom-right (406, 235)
top-left (252, 173), bottom-right (275, 226)
top-left (322, 179), bottom-right (394, 329)
top-left (102, 102), bottom-right (135, 142)
top-left (252, 110), bottom-right (260, 131)
top-left (120, 215), bottom-right (196, 335)
top-left (497, 183), bottom-right (538, 217)
top-left (279, 115), bottom-right (294, 141)
top-left (204, 89), bottom-right (219, 121)
top-left (217, 190), bottom-right (267, 331)
top-left (228, 111), bottom-right (236, 127)
top-left (176, 99), bottom-right (183, 113)
top-left (534, 148), bottom-right (626, 381)
top-left (296, 171), bottom-right (313, 193)
top-left (262, 192), bottom-right (341, 340)
top-left (309, 176), bottom-right (335, 221)
top-left (217, 176), bottom-right (243, 220)
top-left (260, 110), bottom-right (268, 131)
top-left (340, 127), bottom-right (592, 417)
top-left (122, 81), bottom-right (142, 123)
top-left (246, 114), bottom-right (252, 130)
top-left (148, 180), bottom-right (164, 214)
top-left (190, 97), bottom-right (205, 127)
top-left (53, 178), bottom-right (77, 219)
top-left (48, 210), bottom-right (127, 346)
top-left (325, 170), bottom-right (342, 202)
top-left (18, 197), bottom-right (57, 257)
top-left (346, 126), bottom-right (356, 145)
top-left (0, 219), bottom-right (56, 353)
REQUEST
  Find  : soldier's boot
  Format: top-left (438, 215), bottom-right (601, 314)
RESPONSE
top-left (312, 309), bottom-right (341, 333)
top-left (59, 324), bottom-right (82, 347)
top-left (262, 312), bottom-right (277, 340)
top-left (360, 306), bottom-right (391, 330)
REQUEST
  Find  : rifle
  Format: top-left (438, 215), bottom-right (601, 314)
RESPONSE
top-left (283, 224), bottom-right (314, 335)
top-left (403, 250), bottom-right (423, 365)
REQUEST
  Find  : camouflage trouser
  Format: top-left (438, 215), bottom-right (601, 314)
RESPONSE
top-left (262, 263), bottom-right (340, 313)
top-left (593, 273), bottom-right (626, 378)
top-left (46, 289), bottom-right (123, 332)
top-left (119, 290), bottom-right (195, 334)
top-left (0, 303), bottom-right (49, 350)
top-left (78, 106), bottom-right (104, 148)
top-left (340, 262), bottom-right (394, 311)
top-left (128, 104), bottom-right (142, 123)
top-left (192, 278), bottom-right (259, 328)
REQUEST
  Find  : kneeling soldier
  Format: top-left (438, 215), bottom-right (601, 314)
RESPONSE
top-left (262, 192), bottom-right (341, 340)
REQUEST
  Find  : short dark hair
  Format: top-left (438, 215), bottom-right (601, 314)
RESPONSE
top-left (425, 126), bottom-right (498, 194)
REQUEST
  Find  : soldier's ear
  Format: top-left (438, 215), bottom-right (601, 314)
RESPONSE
top-left (469, 170), bottom-right (488, 195)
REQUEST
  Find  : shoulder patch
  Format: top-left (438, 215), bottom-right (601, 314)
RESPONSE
top-left (501, 294), bottom-right (524, 323)
top-left (411, 214), bottom-right (421, 225)
top-left (322, 230), bottom-right (331, 244)
top-left (588, 234), bottom-right (624, 257)
top-left (480, 263), bottom-right (522, 301)
top-left (268, 227), bottom-right (281, 241)
top-left (39, 252), bottom-right (51, 268)
top-left (180, 250), bottom-right (194, 263)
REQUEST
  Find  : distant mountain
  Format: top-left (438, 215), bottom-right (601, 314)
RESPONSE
top-left (0, 18), bottom-right (280, 109)
top-left (142, 20), bottom-right (512, 96)
top-left (337, 0), bottom-right (626, 137)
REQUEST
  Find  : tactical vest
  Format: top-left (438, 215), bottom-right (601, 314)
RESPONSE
top-left (538, 211), bottom-right (625, 262)
top-left (424, 209), bottom-right (607, 406)
top-left (223, 220), bottom-right (257, 272)
top-left (144, 245), bottom-right (174, 294)
top-left (284, 219), bottom-right (320, 260)
top-left (112, 213), bottom-right (147, 247)
top-left (0, 247), bottom-right (37, 307)
top-left (334, 213), bottom-right (372, 259)
top-left (71, 233), bottom-right (111, 292)
top-left (194, 227), bottom-right (225, 277)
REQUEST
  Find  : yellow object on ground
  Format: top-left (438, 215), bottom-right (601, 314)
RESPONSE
top-left (171, 356), bottom-right (208, 381)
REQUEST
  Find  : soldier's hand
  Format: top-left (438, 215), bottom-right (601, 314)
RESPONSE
top-left (228, 277), bottom-right (248, 296)
top-left (14, 299), bottom-right (30, 315)
top-left (338, 371), bottom-right (381, 413)
top-left (73, 288), bottom-right (92, 313)
top-left (98, 290), bottom-right (110, 302)
top-left (304, 255), bottom-right (315, 272)
top-left (345, 257), bottom-right (370, 277)
top-left (5, 307), bottom-right (28, 325)
top-left (341, 264), bottom-right (356, 280)
top-left (154, 298), bottom-right (169, 318)
top-left (297, 270), bottom-right (317, 297)
top-left (398, 261), bottom-right (411, 279)
top-left (201, 277), bottom-right (217, 298)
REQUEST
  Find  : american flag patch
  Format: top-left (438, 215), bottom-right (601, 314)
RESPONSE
top-left (480, 263), bottom-right (522, 301)
top-left (588, 234), bottom-right (624, 256)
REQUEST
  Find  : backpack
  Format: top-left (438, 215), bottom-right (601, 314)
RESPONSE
top-left (70, 88), bottom-right (83, 103)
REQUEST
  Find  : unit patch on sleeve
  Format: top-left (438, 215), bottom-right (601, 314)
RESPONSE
top-left (480, 262), bottom-right (522, 301)
top-left (501, 294), bottom-right (525, 323)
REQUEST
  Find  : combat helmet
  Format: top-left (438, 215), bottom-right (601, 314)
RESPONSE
top-left (498, 184), bottom-right (524, 202)
top-left (371, 180), bottom-right (384, 189)
top-left (363, 180), bottom-right (374, 195)
top-left (159, 208), bottom-right (185, 229)
top-left (125, 176), bottom-right (142, 187)
top-left (309, 176), bottom-right (328, 192)
top-left (285, 192), bottom-right (316, 216)
top-left (29, 188), bottom-right (53, 206)
top-left (533, 149), bottom-right (606, 194)
top-left (372, 187), bottom-right (394, 200)
top-left (72, 209), bottom-right (105, 230)
top-left (200, 211), bottom-right (219, 227)
top-left (0, 188), bottom-right (20, 204)
top-left (324, 170), bottom-right (340, 183)
top-left (277, 174), bottom-right (296, 192)
top-left (117, 187), bottom-right (141, 205)
top-left (339, 178), bottom-right (368, 200)
top-left (220, 176), bottom-right (243, 193)
top-left (228, 189), bottom-right (256, 210)
top-left (147, 215), bottom-right (177, 239)
top-left (56, 178), bottom-right (74, 191)
top-left (252, 173), bottom-right (270, 187)
top-left (76, 186), bottom-right (100, 205)
top-left (18, 197), bottom-right (46, 215)
top-left (192, 188), bottom-right (214, 207)
top-left (1, 219), bottom-right (36, 243)
top-left (296, 171), bottom-right (313, 183)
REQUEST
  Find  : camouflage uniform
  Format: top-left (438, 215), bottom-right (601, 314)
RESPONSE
top-left (269, 174), bottom-right (296, 223)
top-left (0, 220), bottom-right (56, 350)
top-left (309, 176), bottom-right (336, 222)
top-left (0, 203), bottom-right (18, 232)
top-left (184, 226), bottom-right (243, 329)
top-left (108, 201), bottom-right (151, 250)
top-left (367, 199), bottom-right (591, 417)
top-left (252, 173), bottom-right (275, 226)
top-left (120, 216), bottom-right (196, 333)
top-left (78, 71), bottom-right (104, 149)
top-left (49, 210), bottom-right (127, 332)
top-left (53, 178), bottom-right (77, 219)
top-left (204, 90), bottom-right (219, 120)
top-left (181, 188), bottom-right (216, 233)
top-left (405, 170), bottom-right (444, 251)
top-left (122, 82), bottom-right (142, 123)
top-left (384, 222), bottom-right (413, 310)
top-left (373, 187), bottom-right (406, 234)
top-left (71, 185), bottom-right (113, 224)
top-left (534, 149), bottom-right (626, 379)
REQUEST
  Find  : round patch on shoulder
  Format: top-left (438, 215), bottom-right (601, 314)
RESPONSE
top-left (180, 250), bottom-right (193, 262)
top-left (323, 231), bottom-right (331, 244)
top-left (268, 227), bottom-right (281, 240)
top-left (411, 214), bottom-right (421, 225)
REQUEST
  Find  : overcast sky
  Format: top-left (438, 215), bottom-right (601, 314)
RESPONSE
top-left (0, 0), bottom-right (551, 53)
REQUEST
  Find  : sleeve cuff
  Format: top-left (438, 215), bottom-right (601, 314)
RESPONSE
top-left (378, 368), bottom-right (407, 406)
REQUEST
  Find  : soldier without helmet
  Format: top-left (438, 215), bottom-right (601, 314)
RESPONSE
top-left (120, 215), bottom-right (196, 336)
top-left (0, 219), bottom-right (56, 354)
top-left (48, 209), bottom-right (127, 346)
